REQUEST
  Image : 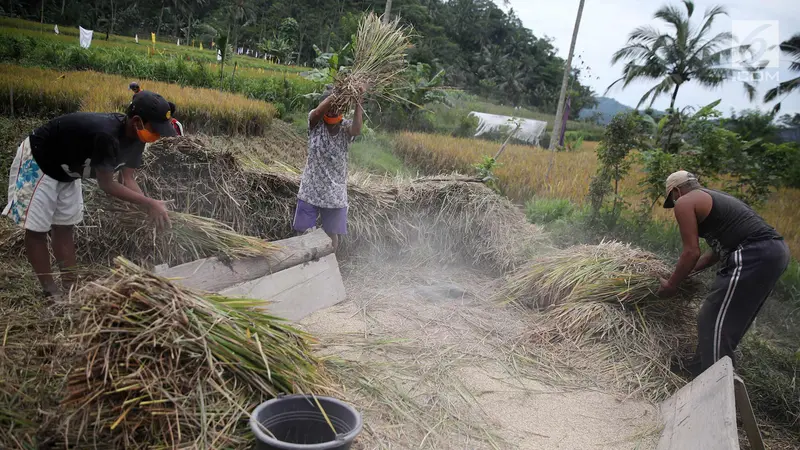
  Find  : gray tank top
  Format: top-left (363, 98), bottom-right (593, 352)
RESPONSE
top-left (697, 189), bottom-right (781, 255)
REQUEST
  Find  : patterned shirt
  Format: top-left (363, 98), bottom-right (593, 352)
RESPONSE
top-left (297, 113), bottom-right (353, 209)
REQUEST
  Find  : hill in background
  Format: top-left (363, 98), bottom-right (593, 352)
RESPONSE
top-left (579, 97), bottom-right (664, 125)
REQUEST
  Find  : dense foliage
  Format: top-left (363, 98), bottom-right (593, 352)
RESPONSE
top-left (4, 0), bottom-right (596, 117)
top-left (589, 103), bottom-right (800, 213)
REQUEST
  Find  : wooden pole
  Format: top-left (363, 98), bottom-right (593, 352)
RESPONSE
top-left (493, 123), bottom-right (521, 161)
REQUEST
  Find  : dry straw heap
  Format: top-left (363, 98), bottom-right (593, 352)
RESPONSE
top-left (128, 136), bottom-right (544, 273)
top-left (501, 241), bottom-right (701, 400)
top-left (60, 257), bottom-right (331, 447)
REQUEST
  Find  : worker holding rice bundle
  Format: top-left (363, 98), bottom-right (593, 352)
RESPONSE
top-left (2, 90), bottom-right (177, 300)
top-left (657, 171), bottom-right (790, 376)
top-left (293, 84), bottom-right (365, 251)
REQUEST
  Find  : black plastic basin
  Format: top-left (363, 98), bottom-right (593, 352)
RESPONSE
top-left (250, 394), bottom-right (363, 450)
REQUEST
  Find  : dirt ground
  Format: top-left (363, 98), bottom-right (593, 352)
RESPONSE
top-left (301, 258), bottom-right (661, 449)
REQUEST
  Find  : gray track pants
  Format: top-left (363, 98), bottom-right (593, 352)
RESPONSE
top-left (696, 238), bottom-right (791, 371)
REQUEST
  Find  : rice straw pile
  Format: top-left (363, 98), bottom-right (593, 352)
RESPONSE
top-left (501, 241), bottom-right (701, 400)
top-left (102, 198), bottom-right (276, 258)
top-left (60, 257), bottom-right (331, 447)
top-left (332, 12), bottom-right (412, 111)
top-left (136, 137), bottom-right (545, 272)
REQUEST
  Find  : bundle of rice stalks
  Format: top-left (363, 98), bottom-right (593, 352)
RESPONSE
top-left (501, 241), bottom-right (701, 401)
top-left (503, 241), bottom-right (698, 310)
top-left (332, 12), bottom-right (412, 111)
top-left (81, 188), bottom-right (278, 267)
top-left (61, 257), bottom-right (331, 447)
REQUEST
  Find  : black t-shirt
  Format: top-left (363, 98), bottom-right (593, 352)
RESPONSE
top-left (29, 112), bottom-right (145, 182)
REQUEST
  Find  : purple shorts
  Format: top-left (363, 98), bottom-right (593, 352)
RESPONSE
top-left (293, 199), bottom-right (348, 235)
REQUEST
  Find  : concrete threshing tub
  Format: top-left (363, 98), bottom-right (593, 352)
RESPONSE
top-left (250, 394), bottom-right (363, 450)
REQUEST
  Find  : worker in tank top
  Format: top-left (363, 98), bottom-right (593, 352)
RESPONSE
top-left (656, 171), bottom-right (790, 376)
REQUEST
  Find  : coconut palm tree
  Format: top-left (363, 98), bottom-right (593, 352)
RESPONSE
top-left (764, 34), bottom-right (800, 112)
top-left (608, 0), bottom-right (754, 110)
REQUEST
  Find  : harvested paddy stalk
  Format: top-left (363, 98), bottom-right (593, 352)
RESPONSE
top-left (61, 257), bottom-right (331, 447)
top-left (332, 12), bottom-right (412, 111)
top-left (99, 196), bottom-right (277, 259)
top-left (501, 241), bottom-right (701, 400)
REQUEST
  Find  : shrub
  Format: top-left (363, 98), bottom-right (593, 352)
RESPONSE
top-left (525, 197), bottom-right (576, 224)
top-left (453, 113), bottom-right (479, 137)
top-left (564, 131), bottom-right (584, 152)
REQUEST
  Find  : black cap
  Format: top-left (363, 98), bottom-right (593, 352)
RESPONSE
top-left (129, 91), bottom-right (176, 137)
top-left (129, 81), bottom-right (140, 92)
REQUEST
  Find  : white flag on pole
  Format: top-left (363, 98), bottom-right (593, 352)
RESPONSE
top-left (135, 34), bottom-right (139, 43)
top-left (54, 25), bottom-right (59, 35)
top-left (217, 49), bottom-right (222, 61)
top-left (79, 26), bottom-right (93, 49)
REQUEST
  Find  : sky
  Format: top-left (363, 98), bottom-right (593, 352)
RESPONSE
top-left (501, 0), bottom-right (800, 117)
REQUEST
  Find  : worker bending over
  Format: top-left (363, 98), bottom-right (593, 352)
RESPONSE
top-left (3, 91), bottom-right (177, 299)
top-left (657, 171), bottom-right (790, 375)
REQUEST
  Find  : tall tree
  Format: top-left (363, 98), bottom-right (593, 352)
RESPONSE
top-left (608, 0), bottom-right (754, 110)
top-left (764, 34), bottom-right (800, 113)
top-left (548, 0), bottom-right (584, 152)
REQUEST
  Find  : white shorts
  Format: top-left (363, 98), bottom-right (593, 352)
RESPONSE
top-left (2, 137), bottom-right (83, 233)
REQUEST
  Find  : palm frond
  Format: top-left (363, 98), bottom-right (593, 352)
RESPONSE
top-left (693, 67), bottom-right (732, 88)
top-left (621, 61), bottom-right (669, 88)
top-left (637, 76), bottom-right (676, 108)
top-left (695, 4), bottom-right (728, 40)
top-left (764, 76), bottom-right (800, 102)
top-left (779, 35), bottom-right (800, 57)
top-left (654, 4), bottom-right (688, 32)
top-left (690, 31), bottom-right (733, 61)
top-left (742, 81), bottom-right (757, 102)
top-left (611, 43), bottom-right (658, 64)
top-left (628, 26), bottom-right (665, 44)
top-left (683, 0), bottom-right (695, 18)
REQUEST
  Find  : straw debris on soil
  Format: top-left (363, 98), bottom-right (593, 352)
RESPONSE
top-left (60, 257), bottom-right (332, 448)
top-left (500, 241), bottom-right (702, 401)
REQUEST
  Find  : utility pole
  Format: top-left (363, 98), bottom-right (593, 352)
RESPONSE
top-left (548, 0), bottom-right (585, 152)
top-left (383, 0), bottom-right (392, 23)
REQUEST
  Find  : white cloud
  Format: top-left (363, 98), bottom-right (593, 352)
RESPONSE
top-left (501, 0), bottom-right (800, 116)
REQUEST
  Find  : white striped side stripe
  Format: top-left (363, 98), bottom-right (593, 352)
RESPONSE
top-left (713, 247), bottom-right (743, 362)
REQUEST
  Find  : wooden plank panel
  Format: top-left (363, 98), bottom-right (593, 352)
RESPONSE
top-left (657, 356), bottom-right (739, 450)
top-left (219, 254), bottom-right (346, 321)
top-left (155, 229), bottom-right (333, 292)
